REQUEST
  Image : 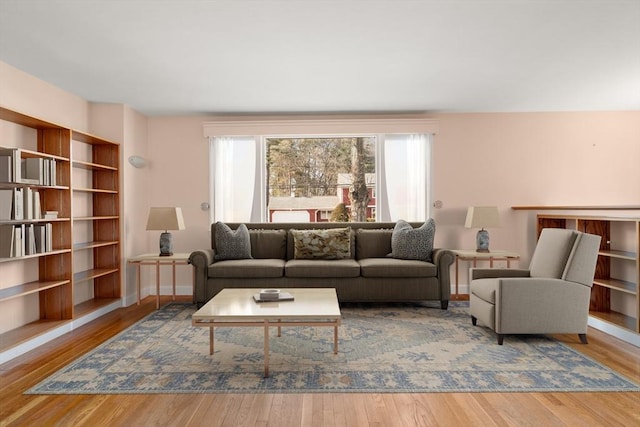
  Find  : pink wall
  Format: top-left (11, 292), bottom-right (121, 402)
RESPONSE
top-left (0, 61), bottom-right (90, 131)
top-left (2, 59), bottom-right (639, 298)
top-left (431, 111), bottom-right (640, 284)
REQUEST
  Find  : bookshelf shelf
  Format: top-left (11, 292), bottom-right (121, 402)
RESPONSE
top-left (73, 187), bottom-right (118, 194)
top-left (73, 241), bottom-right (118, 251)
top-left (72, 215), bottom-right (119, 221)
top-left (74, 268), bottom-right (119, 284)
top-left (0, 248), bottom-right (72, 264)
top-left (0, 105), bottom-right (121, 356)
top-left (72, 160), bottom-right (117, 171)
top-left (0, 279), bottom-right (71, 302)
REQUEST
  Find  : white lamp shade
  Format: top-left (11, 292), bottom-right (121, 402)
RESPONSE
top-left (146, 207), bottom-right (186, 231)
top-left (465, 206), bottom-right (500, 229)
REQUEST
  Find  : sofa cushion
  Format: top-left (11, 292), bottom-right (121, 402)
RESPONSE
top-left (285, 259), bottom-right (361, 278)
top-left (359, 258), bottom-right (437, 278)
top-left (214, 222), bottom-right (252, 261)
top-left (209, 259), bottom-right (285, 278)
top-left (291, 227), bottom-right (352, 260)
top-left (356, 229), bottom-right (393, 259)
top-left (388, 219), bottom-right (435, 262)
top-left (249, 229), bottom-right (287, 259)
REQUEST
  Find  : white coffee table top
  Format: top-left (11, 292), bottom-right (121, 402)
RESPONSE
top-left (193, 288), bottom-right (341, 322)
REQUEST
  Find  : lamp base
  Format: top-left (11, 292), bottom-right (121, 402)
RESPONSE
top-left (159, 231), bottom-right (173, 257)
top-left (476, 229), bottom-right (490, 252)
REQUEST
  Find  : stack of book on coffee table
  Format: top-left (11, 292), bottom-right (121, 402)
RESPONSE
top-left (253, 289), bottom-right (294, 303)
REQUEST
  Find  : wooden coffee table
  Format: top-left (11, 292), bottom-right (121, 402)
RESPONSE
top-left (191, 288), bottom-right (342, 377)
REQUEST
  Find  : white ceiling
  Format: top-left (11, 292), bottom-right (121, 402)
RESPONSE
top-left (1, 0), bottom-right (639, 116)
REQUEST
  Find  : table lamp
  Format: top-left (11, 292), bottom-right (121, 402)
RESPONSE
top-left (146, 207), bottom-right (186, 256)
top-left (465, 206), bottom-right (500, 252)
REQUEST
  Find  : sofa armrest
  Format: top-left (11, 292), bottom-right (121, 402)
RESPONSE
top-left (189, 249), bottom-right (214, 305)
top-left (432, 249), bottom-right (455, 304)
top-left (469, 268), bottom-right (530, 281)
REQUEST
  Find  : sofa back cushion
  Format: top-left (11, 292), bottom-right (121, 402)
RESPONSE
top-left (356, 229), bottom-right (393, 259)
top-left (249, 229), bottom-right (287, 259)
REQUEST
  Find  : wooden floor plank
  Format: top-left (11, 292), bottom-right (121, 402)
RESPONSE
top-left (1, 296), bottom-right (639, 427)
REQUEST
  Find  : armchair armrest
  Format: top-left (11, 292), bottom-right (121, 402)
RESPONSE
top-left (470, 268), bottom-right (530, 281)
top-left (189, 249), bottom-right (215, 305)
top-left (495, 277), bottom-right (591, 334)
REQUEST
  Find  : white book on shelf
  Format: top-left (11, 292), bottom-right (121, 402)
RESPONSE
top-left (0, 224), bottom-right (15, 257)
top-left (23, 187), bottom-right (34, 220)
top-left (51, 159), bottom-right (57, 186)
top-left (14, 224), bottom-right (24, 257)
top-left (45, 222), bottom-right (53, 252)
top-left (34, 223), bottom-right (46, 253)
top-left (33, 190), bottom-right (42, 219)
top-left (23, 157), bottom-right (44, 185)
top-left (0, 148), bottom-right (21, 183)
top-left (12, 188), bottom-right (23, 220)
top-left (25, 224), bottom-right (36, 255)
top-left (44, 210), bottom-right (58, 219)
top-left (0, 155), bottom-right (12, 182)
top-left (0, 188), bottom-right (13, 220)
top-left (43, 158), bottom-right (49, 186)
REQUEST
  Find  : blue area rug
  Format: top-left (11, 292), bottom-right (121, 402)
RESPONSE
top-left (27, 302), bottom-right (640, 394)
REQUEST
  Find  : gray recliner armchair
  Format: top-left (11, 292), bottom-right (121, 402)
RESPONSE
top-left (469, 228), bottom-right (601, 345)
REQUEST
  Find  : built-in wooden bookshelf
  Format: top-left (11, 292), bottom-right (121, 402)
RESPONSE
top-left (513, 206), bottom-right (640, 336)
top-left (0, 106), bottom-right (121, 355)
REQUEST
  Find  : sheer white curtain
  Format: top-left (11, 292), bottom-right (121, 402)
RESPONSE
top-left (378, 134), bottom-right (433, 221)
top-left (209, 136), bottom-right (265, 223)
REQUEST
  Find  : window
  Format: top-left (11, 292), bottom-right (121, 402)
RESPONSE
top-left (267, 137), bottom-right (375, 222)
top-left (204, 117), bottom-right (437, 224)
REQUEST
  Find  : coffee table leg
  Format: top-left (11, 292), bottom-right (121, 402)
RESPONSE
top-left (277, 319), bottom-right (281, 337)
top-left (264, 321), bottom-right (269, 378)
top-left (334, 324), bottom-right (338, 354)
top-left (210, 327), bottom-right (214, 355)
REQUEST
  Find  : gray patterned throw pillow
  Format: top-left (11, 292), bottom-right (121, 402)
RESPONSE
top-left (389, 219), bottom-right (436, 262)
top-left (214, 222), bottom-right (252, 260)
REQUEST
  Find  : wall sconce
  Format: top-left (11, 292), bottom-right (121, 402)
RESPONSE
top-left (128, 155), bottom-right (147, 168)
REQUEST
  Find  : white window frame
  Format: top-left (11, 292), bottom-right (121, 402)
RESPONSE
top-left (204, 117), bottom-right (438, 224)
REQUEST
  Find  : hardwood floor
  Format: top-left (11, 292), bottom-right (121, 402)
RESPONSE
top-left (1, 296), bottom-right (639, 427)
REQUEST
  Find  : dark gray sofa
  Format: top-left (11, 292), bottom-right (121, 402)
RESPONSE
top-left (188, 222), bottom-right (455, 309)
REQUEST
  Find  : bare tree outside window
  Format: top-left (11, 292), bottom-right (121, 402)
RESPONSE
top-left (349, 137), bottom-right (370, 222)
top-left (267, 137), bottom-right (375, 222)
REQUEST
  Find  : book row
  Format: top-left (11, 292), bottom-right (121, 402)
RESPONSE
top-left (0, 147), bottom-right (58, 186)
top-left (0, 223), bottom-right (54, 258)
top-left (0, 187), bottom-right (59, 220)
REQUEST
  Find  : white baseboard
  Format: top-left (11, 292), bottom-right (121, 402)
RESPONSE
top-left (588, 316), bottom-right (640, 348)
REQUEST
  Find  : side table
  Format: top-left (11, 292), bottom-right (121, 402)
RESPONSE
top-left (450, 249), bottom-right (520, 298)
top-left (128, 253), bottom-right (192, 309)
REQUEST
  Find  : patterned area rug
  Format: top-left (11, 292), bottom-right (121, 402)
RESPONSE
top-left (27, 302), bottom-right (640, 394)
